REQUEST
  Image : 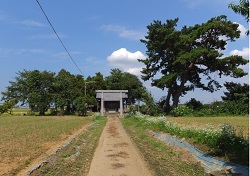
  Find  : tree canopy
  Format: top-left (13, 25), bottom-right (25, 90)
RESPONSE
top-left (105, 68), bottom-right (148, 104)
top-left (1, 68), bottom-right (148, 115)
top-left (229, 0), bottom-right (249, 35)
top-left (1, 70), bottom-right (55, 115)
top-left (229, 0), bottom-right (249, 22)
top-left (222, 82), bottom-right (249, 103)
top-left (139, 15), bottom-right (248, 108)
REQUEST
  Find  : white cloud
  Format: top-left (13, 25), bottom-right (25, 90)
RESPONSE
top-left (101, 25), bottom-right (145, 40)
top-left (127, 67), bottom-right (143, 76)
top-left (14, 20), bottom-right (45, 27)
top-left (234, 22), bottom-right (248, 38)
top-left (230, 47), bottom-right (249, 59)
top-left (107, 48), bottom-right (146, 76)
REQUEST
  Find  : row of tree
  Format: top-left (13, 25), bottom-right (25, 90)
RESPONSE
top-left (0, 68), bottom-right (152, 116)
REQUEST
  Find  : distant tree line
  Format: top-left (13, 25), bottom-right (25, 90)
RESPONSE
top-left (0, 68), bottom-right (153, 116)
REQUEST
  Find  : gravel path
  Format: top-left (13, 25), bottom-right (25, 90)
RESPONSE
top-left (88, 115), bottom-right (153, 176)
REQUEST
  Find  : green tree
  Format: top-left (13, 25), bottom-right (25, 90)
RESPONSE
top-left (185, 98), bottom-right (203, 110)
top-left (85, 72), bottom-right (107, 98)
top-left (222, 82), bottom-right (249, 115)
top-left (139, 16), bottom-right (248, 108)
top-left (1, 70), bottom-right (55, 115)
top-left (0, 99), bottom-right (18, 115)
top-left (73, 96), bottom-right (87, 116)
top-left (229, 0), bottom-right (249, 35)
top-left (221, 82), bottom-right (249, 115)
top-left (54, 69), bottom-right (81, 115)
top-left (222, 82), bottom-right (249, 103)
top-left (105, 68), bottom-right (147, 104)
top-left (229, 0), bottom-right (249, 22)
top-left (106, 68), bottom-right (124, 90)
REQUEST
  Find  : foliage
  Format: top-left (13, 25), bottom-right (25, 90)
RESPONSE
top-left (221, 82), bottom-right (249, 115)
top-left (1, 67), bottom-right (153, 116)
top-left (0, 99), bottom-right (18, 115)
top-left (85, 72), bottom-right (107, 98)
top-left (54, 69), bottom-right (83, 115)
top-left (229, 0), bottom-right (249, 28)
top-left (127, 112), bottom-right (249, 165)
top-left (139, 15), bottom-right (248, 108)
top-left (222, 82), bottom-right (249, 102)
top-left (185, 98), bottom-right (203, 110)
top-left (1, 70), bottom-right (55, 115)
top-left (105, 68), bottom-right (147, 104)
top-left (170, 106), bottom-right (192, 117)
top-left (73, 96), bottom-right (87, 116)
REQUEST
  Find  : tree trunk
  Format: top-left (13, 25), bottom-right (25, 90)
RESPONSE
top-left (166, 88), bottom-right (172, 106)
top-left (172, 62), bottom-right (195, 108)
top-left (172, 90), bottom-right (181, 108)
top-left (172, 78), bottom-right (187, 108)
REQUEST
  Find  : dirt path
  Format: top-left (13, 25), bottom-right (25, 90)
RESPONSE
top-left (87, 115), bottom-right (153, 176)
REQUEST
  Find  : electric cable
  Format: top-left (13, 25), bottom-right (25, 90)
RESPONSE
top-left (35, 0), bottom-right (84, 75)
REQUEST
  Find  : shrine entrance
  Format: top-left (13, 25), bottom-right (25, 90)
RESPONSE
top-left (96, 90), bottom-right (128, 117)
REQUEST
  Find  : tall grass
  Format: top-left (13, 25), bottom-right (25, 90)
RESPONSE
top-left (126, 112), bottom-right (249, 165)
top-left (166, 116), bottom-right (249, 138)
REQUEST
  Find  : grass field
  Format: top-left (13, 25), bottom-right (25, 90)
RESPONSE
top-left (121, 118), bottom-right (204, 176)
top-left (0, 115), bottom-right (94, 175)
top-left (127, 113), bottom-right (249, 165)
top-left (166, 116), bottom-right (249, 138)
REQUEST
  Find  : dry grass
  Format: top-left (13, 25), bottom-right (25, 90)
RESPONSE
top-left (166, 116), bottom-right (249, 138)
top-left (0, 116), bottom-right (93, 175)
top-left (30, 117), bottom-right (106, 176)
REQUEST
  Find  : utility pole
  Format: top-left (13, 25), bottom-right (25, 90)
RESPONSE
top-left (85, 81), bottom-right (95, 96)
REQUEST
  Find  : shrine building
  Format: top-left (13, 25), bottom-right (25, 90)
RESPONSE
top-left (96, 90), bottom-right (128, 117)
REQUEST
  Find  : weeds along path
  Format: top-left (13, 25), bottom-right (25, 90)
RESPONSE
top-left (88, 115), bottom-right (153, 176)
top-left (17, 122), bottom-right (94, 176)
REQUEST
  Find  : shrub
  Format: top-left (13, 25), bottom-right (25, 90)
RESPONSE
top-left (185, 98), bottom-right (203, 110)
top-left (170, 106), bottom-right (192, 117)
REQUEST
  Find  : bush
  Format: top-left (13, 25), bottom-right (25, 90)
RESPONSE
top-left (170, 106), bottom-right (192, 117)
top-left (185, 98), bottom-right (203, 110)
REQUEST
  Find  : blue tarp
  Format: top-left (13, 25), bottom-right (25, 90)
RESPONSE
top-left (153, 132), bottom-right (249, 176)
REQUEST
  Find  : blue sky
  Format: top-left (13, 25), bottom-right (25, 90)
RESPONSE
top-left (0, 0), bottom-right (249, 104)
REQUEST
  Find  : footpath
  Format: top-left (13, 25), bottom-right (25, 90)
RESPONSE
top-left (87, 114), bottom-right (153, 176)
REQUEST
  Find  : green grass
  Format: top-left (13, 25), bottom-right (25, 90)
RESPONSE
top-left (166, 116), bottom-right (249, 138)
top-left (127, 113), bottom-right (249, 165)
top-left (121, 117), bottom-right (204, 176)
top-left (0, 116), bottom-right (93, 175)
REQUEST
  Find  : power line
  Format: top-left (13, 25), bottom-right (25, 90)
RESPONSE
top-left (35, 0), bottom-right (84, 75)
